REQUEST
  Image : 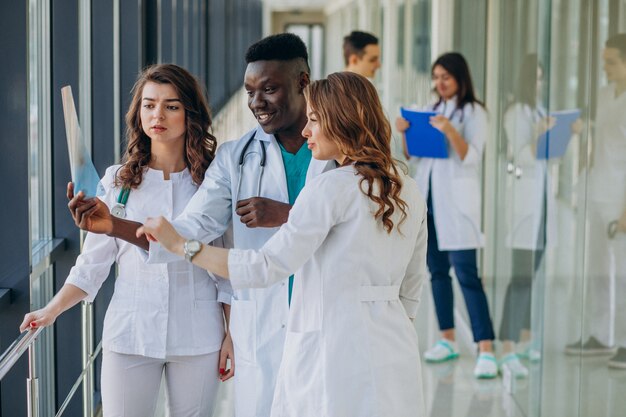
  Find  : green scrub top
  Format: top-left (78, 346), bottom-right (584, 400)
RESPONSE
top-left (278, 141), bottom-right (312, 305)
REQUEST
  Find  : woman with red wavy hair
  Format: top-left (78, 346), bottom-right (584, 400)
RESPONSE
top-left (139, 71), bottom-right (428, 417)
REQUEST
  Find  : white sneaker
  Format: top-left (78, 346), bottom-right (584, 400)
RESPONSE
top-left (517, 344), bottom-right (541, 363)
top-left (424, 339), bottom-right (459, 363)
top-left (500, 353), bottom-right (529, 378)
top-left (474, 352), bottom-right (498, 379)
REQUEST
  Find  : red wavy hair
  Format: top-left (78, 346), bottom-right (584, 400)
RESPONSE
top-left (304, 72), bottom-right (407, 233)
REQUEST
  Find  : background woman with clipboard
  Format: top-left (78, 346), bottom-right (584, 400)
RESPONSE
top-left (396, 52), bottom-right (497, 379)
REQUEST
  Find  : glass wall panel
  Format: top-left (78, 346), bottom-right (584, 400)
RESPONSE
top-left (489, 0), bottom-right (626, 415)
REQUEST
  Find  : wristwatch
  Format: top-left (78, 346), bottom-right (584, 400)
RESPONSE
top-left (183, 239), bottom-right (202, 262)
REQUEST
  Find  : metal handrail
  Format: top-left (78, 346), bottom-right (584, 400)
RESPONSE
top-left (0, 327), bottom-right (44, 381)
top-left (0, 326), bottom-right (45, 417)
top-left (55, 340), bottom-right (102, 417)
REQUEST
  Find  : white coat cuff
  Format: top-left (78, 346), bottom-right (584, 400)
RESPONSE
top-left (400, 296), bottom-right (420, 319)
top-left (145, 241), bottom-right (181, 264)
top-left (461, 145), bottom-right (480, 166)
top-left (228, 249), bottom-right (262, 290)
top-left (65, 274), bottom-right (97, 303)
top-left (217, 291), bottom-right (232, 305)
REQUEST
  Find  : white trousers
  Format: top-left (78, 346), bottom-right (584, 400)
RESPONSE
top-left (585, 203), bottom-right (626, 348)
top-left (101, 349), bottom-right (220, 417)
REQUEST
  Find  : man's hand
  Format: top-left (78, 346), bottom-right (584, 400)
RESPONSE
top-left (235, 197), bottom-right (291, 228)
top-left (67, 182), bottom-right (113, 234)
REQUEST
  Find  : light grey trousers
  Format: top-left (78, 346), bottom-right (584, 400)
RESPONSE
top-left (101, 349), bottom-right (221, 417)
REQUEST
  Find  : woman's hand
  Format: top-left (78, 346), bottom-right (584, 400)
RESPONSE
top-left (20, 307), bottom-right (58, 332)
top-left (395, 116), bottom-right (410, 133)
top-left (533, 116), bottom-right (556, 138)
top-left (219, 332), bottom-right (235, 382)
top-left (571, 118), bottom-right (584, 135)
top-left (429, 114), bottom-right (455, 136)
top-left (136, 216), bottom-right (185, 255)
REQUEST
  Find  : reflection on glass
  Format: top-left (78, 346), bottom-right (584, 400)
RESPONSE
top-left (500, 55), bottom-right (554, 379)
top-left (580, 33), bottom-right (626, 367)
top-left (29, 2), bottom-right (40, 246)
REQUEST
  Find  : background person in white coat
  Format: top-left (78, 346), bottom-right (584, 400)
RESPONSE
top-left (343, 30), bottom-right (408, 168)
top-left (138, 71), bottom-right (429, 417)
top-left (570, 33), bottom-right (626, 368)
top-left (67, 34), bottom-right (335, 417)
top-left (498, 54), bottom-right (557, 378)
top-left (22, 64), bottom-right (232, 417)
top-left (396, 52), bottom-right (497, 378)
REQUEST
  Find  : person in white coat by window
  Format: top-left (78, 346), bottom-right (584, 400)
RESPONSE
top-left (396, 52), bottom-right (497, 378)
top-left (138, 72), bottom-right (429, 417)
top-left (21, 64), bottom-right (233, 417)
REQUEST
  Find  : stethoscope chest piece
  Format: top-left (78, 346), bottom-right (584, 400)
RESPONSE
top-left (111, 187), bottom-right (131, 219)
top-left (111, 204), bottom-right (127, 218)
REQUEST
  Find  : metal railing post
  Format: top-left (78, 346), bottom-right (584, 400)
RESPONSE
top-left (81, 301), bottom-right (95, 417)
top-left (26, 338), bottom-right (40, 417)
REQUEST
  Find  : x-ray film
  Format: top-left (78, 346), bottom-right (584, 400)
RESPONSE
top-left (61, 86), bottom-right (103, 198)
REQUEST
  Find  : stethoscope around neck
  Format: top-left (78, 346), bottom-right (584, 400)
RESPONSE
top-left (235, 131), bottom-right (267, 202)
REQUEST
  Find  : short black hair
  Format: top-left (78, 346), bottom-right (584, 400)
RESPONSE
top-left (245, 33), bottom-right (310, 73)
top-left (606, 33), bottom-right (626, 60)
top-left (343, 31), bottom-right (379, 66)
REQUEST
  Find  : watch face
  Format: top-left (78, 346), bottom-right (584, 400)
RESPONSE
top-left (187, 240), bottom-right (201, 253)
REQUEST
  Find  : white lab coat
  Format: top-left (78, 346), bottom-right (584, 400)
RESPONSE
top-left (411, 97), bottom-right (487, 250)
top-left (228, 165), bottom-right (428, 417)
top-left (148, 126), bottom-right (335, 417)
top-left (66, 166), bottom-right (229, 358)
top-left (503, 103), bottom-right (556, 250)
top-left (584, 84), bottom-right (626, 347)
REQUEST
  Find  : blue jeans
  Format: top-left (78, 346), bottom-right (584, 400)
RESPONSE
top-left (427, 190), bottom-right (495, 342)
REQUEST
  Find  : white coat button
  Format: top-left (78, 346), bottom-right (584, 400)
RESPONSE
top-left (281, 324), bottom-right (286, 328)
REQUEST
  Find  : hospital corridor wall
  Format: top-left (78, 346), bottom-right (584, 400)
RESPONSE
top-left (3, 0), bottom-right (626, 416)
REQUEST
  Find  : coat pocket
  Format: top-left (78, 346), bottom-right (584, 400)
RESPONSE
top-left (451, 177), bottom-right (482, 232)
top-left (229, 299), bottom-right (257, 365)
top-left (275, 331), bottom-right (324, 416)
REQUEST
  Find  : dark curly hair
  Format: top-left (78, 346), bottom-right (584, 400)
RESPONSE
top-left (305, 72), bottom-right (408, 234)
top-left (116, 64), bottom-right (217, 189)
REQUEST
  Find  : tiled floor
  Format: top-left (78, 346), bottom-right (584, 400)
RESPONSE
top-left (204, 286), bottom-right (527, 417)
top-left (155, 279), bottom-right (626, 417)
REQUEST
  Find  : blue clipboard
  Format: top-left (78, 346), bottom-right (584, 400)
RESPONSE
top-left (536, 109), bottom-right (580, 159)
top-left (400, 107), bottom-right (448, 158)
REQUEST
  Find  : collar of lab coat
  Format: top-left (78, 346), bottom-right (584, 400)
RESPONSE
top-left (142, 167), bottom-right (191, 182)
top-left (252, 125), bottom-right (272, 142)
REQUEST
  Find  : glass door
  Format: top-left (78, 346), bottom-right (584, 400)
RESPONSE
top-left (490, 0), bottom-right (626, 415)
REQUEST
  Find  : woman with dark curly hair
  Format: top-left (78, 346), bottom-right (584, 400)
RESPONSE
top-left (138, 71), bottom-right (429, 417)
top-left (21, 64), bottom-right (232, 417)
